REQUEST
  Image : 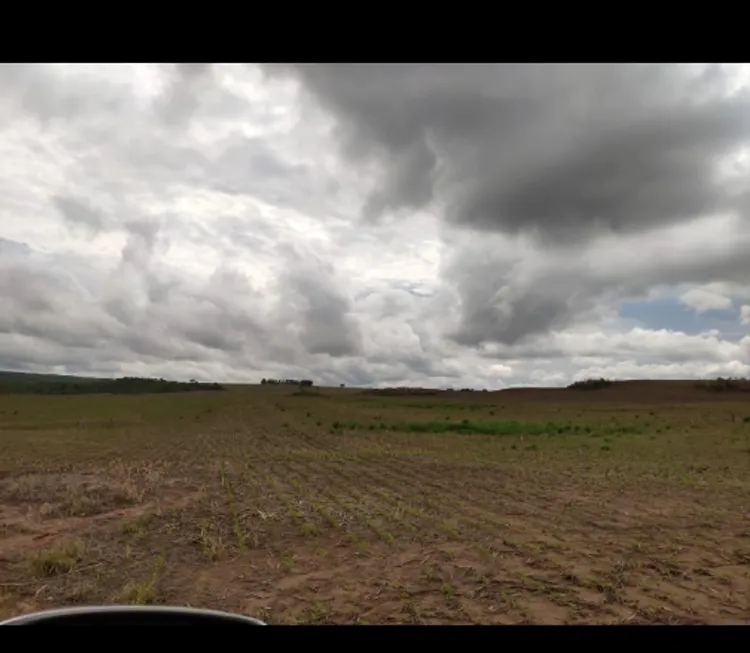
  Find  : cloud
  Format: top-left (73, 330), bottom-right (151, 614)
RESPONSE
top-left (679, 287), bottom-right (733, 313)
top-left (52, 194), bottom-right (108, 236)
top-left (264, 64), bottom-right (750, 347)
top-left (439, 213), bottom-right (750, 345)
top-left (741, 305), bottom-right (750, 326)
top-left (264, 64), bottom-right (750, 240)
top-left (1, 64), bottom-right (750, 387)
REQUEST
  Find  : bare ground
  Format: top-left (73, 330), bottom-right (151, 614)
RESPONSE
top-left (0, 384), bottom-right (748, 624)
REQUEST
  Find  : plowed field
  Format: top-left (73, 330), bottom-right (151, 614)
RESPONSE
top-left (1, 383), bottom-right (748, 624)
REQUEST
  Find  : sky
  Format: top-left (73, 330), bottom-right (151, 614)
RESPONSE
top-left (1, 63), bottom-right (750, 389)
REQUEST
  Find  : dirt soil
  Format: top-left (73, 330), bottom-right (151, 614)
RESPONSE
top-left (0, 383), bottom-right (748, 624)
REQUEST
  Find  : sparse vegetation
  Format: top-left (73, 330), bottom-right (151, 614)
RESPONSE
top-left (29, 540), bottom-right (84, 577)
top-left (0, 380), bottom-right (748, 624)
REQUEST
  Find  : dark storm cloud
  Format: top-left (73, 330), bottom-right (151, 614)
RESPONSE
top-left (442, 246), bottom-right (588, 347)
top-left (444, 222), bottom-right (750, 346)
top-left (258, 64), bottom-right (750, 348)
top-left (264, 64), bottom-right (750, 243)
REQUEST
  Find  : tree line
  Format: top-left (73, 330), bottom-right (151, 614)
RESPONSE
top-left (261, 378), bottom-right (314, 386)
top-left (0, 376), bottom-right (225, 396)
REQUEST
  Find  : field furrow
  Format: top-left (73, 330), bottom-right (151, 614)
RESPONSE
top-left (1, 385), bottom-right (748, 624)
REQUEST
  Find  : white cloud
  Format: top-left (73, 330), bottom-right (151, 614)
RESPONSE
top-left (1, 63), bottom-right (750, 388)
top-left (679, 287), bottom-right (732, 313)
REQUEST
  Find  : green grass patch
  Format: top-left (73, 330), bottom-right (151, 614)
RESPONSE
top-left (397, 420), bottom-right (568, 435)
top-left (336, 419), bottom-right (598, 436)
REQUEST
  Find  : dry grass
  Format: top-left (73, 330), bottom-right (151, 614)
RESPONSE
top-left (0, 384), bottom-right (748, 624)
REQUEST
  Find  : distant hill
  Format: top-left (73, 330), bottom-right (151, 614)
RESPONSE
top-left (0, 370), bottom-right (103, 384)
top-left (498, 378), bottom-right (750, 403)
top-left (0, 371), bottom-right (224, 396)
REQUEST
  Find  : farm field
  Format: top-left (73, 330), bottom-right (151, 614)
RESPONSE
top-left (0, 382), bottom-right (748, 624)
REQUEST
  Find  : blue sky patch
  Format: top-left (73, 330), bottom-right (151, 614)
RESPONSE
top-left (619, 297), bottom-right (743, 339)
